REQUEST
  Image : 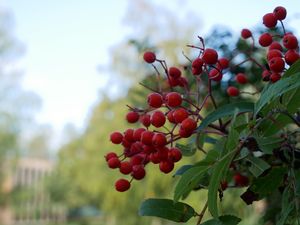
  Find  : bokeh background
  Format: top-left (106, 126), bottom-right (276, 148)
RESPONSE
top-left (0, 0), bottom-right (299, 224)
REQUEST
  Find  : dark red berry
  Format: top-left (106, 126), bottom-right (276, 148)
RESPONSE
top-left (259, 33), bottom-right (273, 47)
top-left (218, 57), bottom-right (229, 69)
top-left (167, 110), bottom-right (176, 123)
top-left (236, 73), bottom-right (248, 84)
top-left (273, 6), bottom-right (287, 20)
top-left (141, 131), bottom-right (154, 145)
top-left (241, 29), bottom-right (252, 39)
top-left (115, 178), bottom-right (131, 192)
top-left (131, 165), bottom-right (146, 180)
top-left (110, 131), bottom-right (123, 144)
top-left (269, 41), bottom-right (283, 51)
top-left (151, 110), bottom-right (166, 128)
top-left (283, 34), bottom-right (298, 49)
top-left (181, 117), bottom-right (197, 132)
top-left (227, 86), bottom-right (239, 97)
top-left (178, 77), bottom-right (188, 87)
top-left (269, 57), bottom-right (285, 72)
top-left (159, 160), bottom-right (174, 174)
top-left (147, 93), bottom-right (163, 108)
top-left (202, 48), bottom-right (218, 65)
top-left (108, 157), bottom-right (120, 169)
top-left (192, 58), bottom-right (203, 75)
top-left (140, 114), bottom-right (151, 127)
top-left (234, 173), bottom-right (249, 187)
top-left (270, 73), bottom-right (281, 83)
top-left (179, 127), bottom-right (193, 138)
top-left (105, 152), bottom-right (118, 161)
top-left (168, 76), bottom-right (180, 87)
top-left (124, 128), bottom-right (134, 142)
top-left (166, 92), bottom-right (182, 107)
top-left (126, 111), bottom-right (139, 123)
top-left (152, 133), bottom-right (167, 147)
top-left (209, 68), bottom-right (222, 82)
top-left (119, 161), bottom-right (133, 175)
top-left (143, 51), bottom-right (156, 63)
top-left (285, 50), bottom-right (300, 65)
top-left (168, 67), bottom-right (182, 78)
top-left (130, 154), bottom-right (144, 166)
top-left (221, 181), bottom-right (228, 191)
top-left (133, 128), bottom-right (146, 141)
top-left (150, 152), bottom-right (161, 164)
top-left (267, 49), bottom-right (282, 61)
top-left (263, 13), bottom-right (277, 28)
top-left (262, 70), bottom-right (271, 81)
top-left (168, 147), bottom-right (182, 162)
top-left (173, 108), bottom-right (189, 123)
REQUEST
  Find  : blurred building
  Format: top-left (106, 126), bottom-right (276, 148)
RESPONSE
top-left (0, 158), bottom-right (66, 225)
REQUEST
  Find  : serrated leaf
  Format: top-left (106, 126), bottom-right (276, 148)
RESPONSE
top-left (176, 143), bottom-right (197, 156)
top-left (173, 165), bottom-right (193, 176)
top-left (197, 102), bottom-right (254, 132)
top-left (247, 156), bottom-right (270, 177)
top-left (250, 167), bottom-right (287, 196)
top-left (139, 198), bottom-right (195, 223)
top-left (174, 166), bottom-right (209, 202)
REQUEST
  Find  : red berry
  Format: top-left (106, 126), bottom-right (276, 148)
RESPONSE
top-left (227, 86), bottom-right (239, 97)
top-left (241, 29), bottom-right (252, 39)
top-left (130, 142), bottom-right (144, 155)
top-left (181, 117), bottom-right (197, 132)
top-left (132, 165), bottom-right (146, 180)
top-left (150, 152), bottom-right (161, 164)
top-left (168, 147), bottom-right (182, 162)
top-left (140, 114), bottom-right (151, 127)
top-left (168, 67), bottom-right (182, 78)
top-left (124, 128), bottom-right (134, 142)
top-left (130, 154), bottom-right (144, 166)
top-left (119, 161), bottom-right (133, 175)
top-left (218, 57), bottom-right (229, 69)
top-left (270, 73), bottom-right (281, 83)
top-left (209, 68), bottom-right (223, 82)
top-left (263, 13), bottom-right (277, 28)
top-left (236, 73), bottom-right (248, 84)
top-left (108, 157), bottom-right (121, 169)
top-left (166, 92), bottom-right (182, 107)
top-left (192, 58), bottom-right (203, 75)
top-left (267, 49), bottom-right (282, 61)
top-left (110, 131), bottom-right (123, 144)
top-left (147, 93), bottom-right (163, 108)
top-left (262, 70), bottom-right (271, 81)
top-left (221, 181), bottom-right (228, 191)
top-left (159, 160), bottom-right (174, 174)
top-left (151, 110), bottom-right (166, 128)
top-left (283, 34), bottom-right (298, 49)
top-left (133, 128), bottom-right (146, 141)
top-left (273, 6), bottom-right (287, 20)
top-left (285, 50), bottom-right (300, 65)
top-left (152, 133), bottom-right (167, 147)
top-left (178, 77), bottom-right (188, 87)
top-left (234, 173), bottom-right (249, 187)
top-left (143, 51), bottom-right (156, 63)
top-left (269, 41), bottom-right (283, 51)
top-left (126, 111), bottom-right (139, 123)
top-left (105, 152), bottom-right (118, 161)
top-left (269, 57), bottom-right (285, 72)
top-left (168, 76), bottom-right (180, 87)
top-left (141, 131), bottom-right (154, 145)
top-left (173, 108), bottom-right (189, 123)
top-left (259, 33), bottom-right (273, 47)
top-left (167, 110), bottom-right (176, 123)
top-left (115, 178), bottom-right (131, 192)
top-left (202, 48), bottom-right (218, 65)
top-left (179, 127), bottom-right (193, 138)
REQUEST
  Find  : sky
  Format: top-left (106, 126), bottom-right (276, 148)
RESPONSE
top-left (2, 0), bottom-right (300, 137)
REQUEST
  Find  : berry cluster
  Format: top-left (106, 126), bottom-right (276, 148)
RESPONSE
top-left (106, 5), bottom-right (299, 193)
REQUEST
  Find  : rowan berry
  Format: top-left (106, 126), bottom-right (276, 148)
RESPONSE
top-left (267, 49), bottom-right (282, 61)
top-left (259, 33), bottom-right (273, 47)
top-left (241, 29), bottom-right (252, 39)
top-left (227, 86), bottom-right (239, 97)
top-left (159, 160), bottom-right (174, 174)
top-left (147, 93), bottom-right (163, 108)
top-left (130, 142), bottom-right (144, 155)
top-left (141, 131), bottom-right (154, 145)
top-left (110, 131), bottom-right (123, 144)
top-left (140, 114), bottom-right (151, 127)
top-left (130, 154), bottom-right (145, 166)
top-left (168, 77), bottom-right (180, 87)
top-left (180, 117), bottom-right (197, 132)
top-left (269, 57), bottom-right (285, 72)
top-left (105, 152), bottom-right (118, 161)
top-left (202, 48), bottom-right (218, 65)
top-left (234, 173), bottom-right (249, 187)
top-left (126, 111), bottom-right (139, 123)
top-left (143, 51), bottom-right (156, 64)
top-left (133, 128), bottom-right (146, 141)
top-left (285, 50), bottom-right (300, 65)
top-left (108, 157), bottom-right (121, 169)
top-left (273, 6), bottom-right (287, 20)
top-left (236, 73), bottom-right (248, 84)
top-left (168, 67), bottom-right (182, 78)
top-left (283, 34), bottom-right (298, 49)
top-left (115, 178), bottom-right (131, 192)
top-left (269, 41), bottom-right (283, 51)
top-left (263, 13), bottom-right (277, 28)
top-left (149, 152), bottom-right (161, 164)
top-left (119, 161), bottom-right (133, 175)
top-left (167, 110), bottom-right (176, 123)
top-left (173, 108), bottom-right (189, 123)
top-left (168, 147), bottom-right (182, 162)
top-left (192, 58), bottom-right (204, 75)
top-left (131, 165), bottom-right (146, 180)
top-left (178, 77), bottom-right (188, 87)
top-left (179, 127), bottom-right (193, 138)
top-left (262, 70), bottom-right (271, 81)
top-left (218, 57), bottom-right (230, 69)
top-left (209, 68), bottom-right (223, 82)
top-left (270, 73), bottom-right (281, 83)
top-left (152, 133), bottom-right (167, 147)
top-left (151, 110), bottom-right (166, 128)
top-left (124, 128), bottom-right (135, 142)
top-left (166, 92), bottom-right (182, 107)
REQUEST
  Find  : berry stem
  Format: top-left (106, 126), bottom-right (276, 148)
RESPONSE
top-left (279, 20), bottom-right (286, 34)
top-left (196, 201), bottom-right (208, 225)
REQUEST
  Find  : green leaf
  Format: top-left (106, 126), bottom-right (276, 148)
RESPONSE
top-left (200, 215), bottom-right (241, 225)
top-left (200, 219), bottom-right (222, 225)
top-left (282, 59), bottom-right (300, 78)
top-left (173, 165), bottom-right (193, 176)
top-left (277, 187), bottom-right (294, 225)
top-left (197, 102), bottom-right (254, 132)
top-left (254, 71), bottom-right (300, 116)
top-left (195, 149), bottom-right (220, 167)
top-left (250, 167), bottom-right (287, 196)
top-left (174, 166), bottom-right (209, 202)
top-left (247, 156), bottom-right (271, 177)
top-left (176, 143), bottom-right (196, 156)
top-left (255, 135), bottom-right (283, 154)
top-left (139, 198), bottom-right (195, 223)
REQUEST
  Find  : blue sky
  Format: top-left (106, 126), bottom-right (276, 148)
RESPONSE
top-left (2, 0), bottom-right (300, 135)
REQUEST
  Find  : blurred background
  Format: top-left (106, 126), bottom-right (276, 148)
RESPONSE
top-left (0, 0), bottom-right (299, 224)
